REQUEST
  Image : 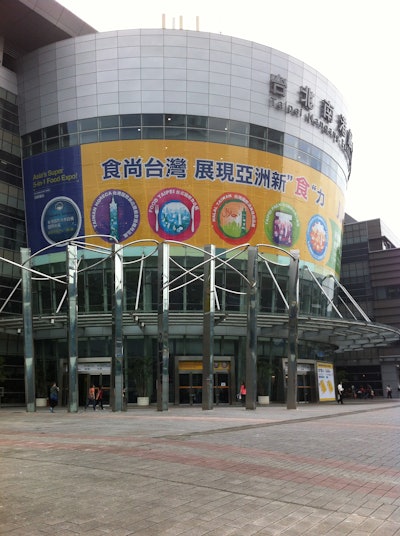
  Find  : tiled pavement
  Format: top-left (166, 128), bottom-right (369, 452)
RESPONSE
top-left (0, 399), bottom-right (400, 535)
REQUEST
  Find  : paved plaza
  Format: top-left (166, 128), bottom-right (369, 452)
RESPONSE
top-left (0, 399), bottom-right (400, 535)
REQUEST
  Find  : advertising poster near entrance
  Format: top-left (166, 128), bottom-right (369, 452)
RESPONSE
top-left (317, 362), bottom-right (336, 401)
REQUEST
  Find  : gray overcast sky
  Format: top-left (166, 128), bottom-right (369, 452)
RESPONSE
top-left (58, 0), bottom-right (400, 239)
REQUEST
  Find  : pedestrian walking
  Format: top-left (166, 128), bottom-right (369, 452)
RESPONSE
top-left (85, 384), bottom-right (96, 410)
top-left (49, 381), bottom-right (59, 413)
top-left (239, 381), bottom-right (246, 406)
top-left (94, 385), bottom-right (104, 410)
top-left (386, 384), bottom-right (392, 399)
top-left (337, 381), bottom-right (344, 404)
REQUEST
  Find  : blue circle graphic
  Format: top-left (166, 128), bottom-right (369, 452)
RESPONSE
top-left (306, 215), bottom-right (329, 261)
top-left (41, 196), bottom-right (82, 245)
top-left (158, 201), bottom-right (191, 235)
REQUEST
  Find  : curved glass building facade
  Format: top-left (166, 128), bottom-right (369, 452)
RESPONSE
top-left (20, 29), bottom-right (351, 273)
top-left (9, 22), bottom-right (399, 408)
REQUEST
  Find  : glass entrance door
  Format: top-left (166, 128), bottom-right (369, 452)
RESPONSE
top-left (78, 374), bottom-right (110, 407)
top-left (176, 357), bottom-right (234, 405)
top-left (297, 372), bottom-right (315, 403)
top-left (179, 372), bottom-right (202, 404)
top-left (179, 372), bottom-right (231, 405)
top-left (214, 372), bottom-right (230, 404)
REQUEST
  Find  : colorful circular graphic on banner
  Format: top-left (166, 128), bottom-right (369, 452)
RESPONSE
top-left (264, 202), bottom-right (300, 248)
top-left (148, 188), bottom-right (200, 239)
top-left (307, 215), bottom-right (329, 260)
top-left (91, 190), bottom-right (140, 243)
top-left (211, 193), bottom-right (256, 244)
top-left (41, 196), bottom-right (82, 245)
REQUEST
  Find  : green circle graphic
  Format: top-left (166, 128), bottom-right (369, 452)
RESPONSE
top-left (264, 203), bottom-right (300, 247)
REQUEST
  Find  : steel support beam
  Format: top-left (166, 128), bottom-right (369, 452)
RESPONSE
top-left (21, 248), bottom-right (35, 412)
top-left (286, 250), bottom-right (299, 410)
top-left (157, 242), bottom-right (169, 411)
top-left (111, 244), bottom-right (124, 411)
top-left (202, 245), bottom-right (215, 410)
top-left (245, 246), bottom-right (258, 410)
top-left (67, 245), bottom-right (79, 413)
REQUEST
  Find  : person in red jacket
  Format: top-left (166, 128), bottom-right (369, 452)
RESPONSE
top-left (239, 381), bottom-right (246, 406)
top-left (94, 385), bottom-right (104, 410)
top-left (85, 384), bottom-right (96, 410)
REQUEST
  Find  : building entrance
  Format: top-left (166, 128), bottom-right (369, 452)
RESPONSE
top-left (297, 372), bottom-right (315, 403)
top-left (62, 358), bottom-right (111, 407)
top-left (283, 359), bottom-right (317, 403)
top-left (78, 374), bottom-right (110, 407)
top-left (175, 356), bottom-right (234, 405)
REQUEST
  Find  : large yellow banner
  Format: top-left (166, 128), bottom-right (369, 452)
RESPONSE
top-left (81, 140), bottom-right (345, 274)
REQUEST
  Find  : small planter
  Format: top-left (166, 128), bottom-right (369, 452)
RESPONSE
top-left (36, 397), bottom-right (48, 407)
top-left (137, 396), bottom-right (150, 406)
top-left (258, 395), bottom-right (270, 405)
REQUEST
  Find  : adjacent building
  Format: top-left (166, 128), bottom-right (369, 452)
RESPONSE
top-left (336, 216), bottom-right (400, 398)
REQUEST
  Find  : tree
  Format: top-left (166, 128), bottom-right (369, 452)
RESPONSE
top-left (132, 356), bottom-right (153, 397)
top-left (257, 357), bottom-right (273, 396)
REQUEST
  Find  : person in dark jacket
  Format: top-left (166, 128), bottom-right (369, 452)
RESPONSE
top-left (94, 385), bottom-right (104, 410)
top-left (49, 382), bottom-right (59, 413)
